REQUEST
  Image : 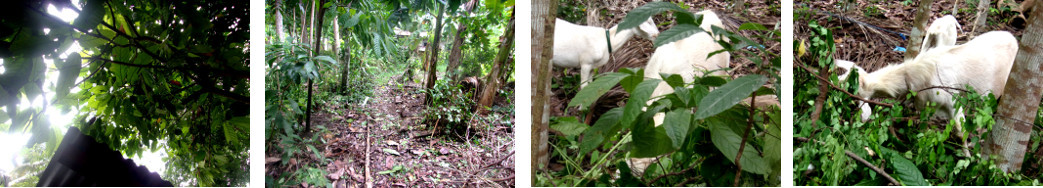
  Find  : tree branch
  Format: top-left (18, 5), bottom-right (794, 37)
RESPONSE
top-left (795, 62), bottom-right (893, 107)
top-left (734, 92), bottom-right (756, 186)
top-left (85, 56), bottom-right (174, 69)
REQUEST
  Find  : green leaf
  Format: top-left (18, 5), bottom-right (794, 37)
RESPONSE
top-left (763, 115), bottom-right (782, 177)
top-left (56, 53), bottom-right (82, 99)
top-left (579, 108), bottom-right (623, 154)
top-left (549, 117), bottom-right (588, 137)
top-left (662, 109), bottom-right (692, 149)
top-left (621, 79), bottom-right (661, 127)
top-left (377, 165), bottom-right (403, 175)
top-left (672, 86), bottom-right (691, 106)
top-left (631, 104), bottom-right (674, 158)
top-left (660, 73), bottom-right (685, 88)
top-left (307, 145), bottom-right (323, 159)
top-left (738, 23), bottom-right (768, 31)
top-left (698, 75), bottom-right (727, 87)
top-left (889, 152), bottom-right (928, 186)
top-left (342, 12), bottom-right (361, 29)
top-left (709, 118), bottom-right (770, 175)
top-left (695, 75), bottom-right (766, 119)
top-left (617, 2), bottom-right (689, 31)
top-left (653, 24), bottom-right (705, 47)
top-left (314, 55), bottom-right (337, 65)
top-left (568, 72), bottom-right (628, 109)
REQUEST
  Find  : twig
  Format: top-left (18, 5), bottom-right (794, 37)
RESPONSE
top-left (844, 151), bottom-right (899, 185)
top-left (481, 151), bottom-right (515, 170)
top-left (673, 175), bottom-right (703, 187)
top-left (794, 137), bottom-right (900, 185)
top-left (734, 93), bottom-right (757, 186)
top-left (365, 121), bottom-right (372, 188)
top-left (915, 86), bottom-right (970, 94)
top-left (795, 62), bottom-right (893, 107)
top-left (647, 158), bottom-right (704, 185)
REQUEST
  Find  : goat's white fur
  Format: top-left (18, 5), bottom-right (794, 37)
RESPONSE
top-left (628, 10), bottom-right (728, 176)
top-left (552, 17), bottom-right (660, 88)
top-left (835, 60), bottom-right (874, 121)
top-left (644, 10), bottom-right (729, 126)
top-left (920, 15), bottom-right (962, 53)
top-left (837, 31), bottom-right (1017, 127)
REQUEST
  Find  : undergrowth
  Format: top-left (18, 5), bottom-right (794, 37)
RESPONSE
top-left (793, 21), bottom-right (1042, 186)
top-left (535, 2), bottom-right (781, 186)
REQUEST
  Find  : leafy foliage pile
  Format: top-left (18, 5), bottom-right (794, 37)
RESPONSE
top-left (0, 0), bottom-right (249, 186)
top-left (422, 79), bottom-right (475, 133)
top-left (534, 2), bottom-right (781, 186)
top-left (793, 21), bottom-right (1043, 186)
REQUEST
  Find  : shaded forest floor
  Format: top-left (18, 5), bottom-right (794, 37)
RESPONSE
top-left (275, 75), bottom-right (515, 187)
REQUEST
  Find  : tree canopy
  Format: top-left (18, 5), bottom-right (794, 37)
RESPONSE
top-left (0, 0), bottom-right (249, 186)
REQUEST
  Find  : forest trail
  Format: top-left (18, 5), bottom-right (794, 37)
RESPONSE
top-left (313, 75), bottom-right (515, 188)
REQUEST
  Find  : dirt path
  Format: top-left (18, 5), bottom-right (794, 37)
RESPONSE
top-left (314, 76), bottom-right (515, 188)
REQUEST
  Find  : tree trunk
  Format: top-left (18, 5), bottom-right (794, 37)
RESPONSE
top-left (333, 13), bottom-right (340, 58)
top-left (424, 5), bottom-right (446, 104)
top-left (478, 11), bottom-right (515, 112)
top-left (275, 0), bottom-right (285, 42)
top-left (445, 23), bottom-right (467, 80)
top-left (445, 0), bottom-right (476, 81)
top-left (305, 0), bottom-right (327, 135)
top-left (972, 0), bottom-right (990, 35)
top-left (734, 0), bottom-right (745, 13)
top-left (339, 43), bottom-right (350, 93)
top-left (904, 0), bottom-right (933, 61)
top-left (339, 3), bottom-right (354, 93)
top-left (302, 0), bottom-right (313, 46)
top-left (585, 0), bottom-right (599, 26)
top-left (985, 1), bottom-right (1043, 173)
top-left (952, 0), bottom-right (960, 17)
top-left (532, 0), bottom-right (557, 179)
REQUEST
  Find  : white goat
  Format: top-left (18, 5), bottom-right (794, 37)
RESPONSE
top-left (629, 10), bottom-right (728, 176)
top-left (552, 17), bottom-right (660, 88)
top-left (920, 15), bottom-right (961, 53)
top-left (835, 60), bottom-right (873, 121)
top-left (838, 31), bottom-right (1017, 128)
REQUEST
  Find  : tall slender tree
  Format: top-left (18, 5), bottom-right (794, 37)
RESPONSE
top-left (424, 4), bottom-right (447, 103)
top-left (532, 0), bottom-right (557, 179)
top-left (305, 0), bottom-right (328, 134)
top-left (445, 0), bottom-right (477, 81)
top-left (275, 0), bottom-right (286, 42)
top-left (904, 0), bottom-right (933, 61)
top-left (478, 10), bottom-right (514, 111)
top-left (972, 0), bottom-right (990, 34)
top-left (985, 1), bottom-right (1043, 173)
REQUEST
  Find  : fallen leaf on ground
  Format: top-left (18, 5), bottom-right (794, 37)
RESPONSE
top-left (328, 168), bottom-right (345, 180)
top-left (265, 157), bottom-right (280, 163)
top-left (382, 148), bottom-right (401, 155)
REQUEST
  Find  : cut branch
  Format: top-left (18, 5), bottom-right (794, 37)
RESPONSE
top-left (795, 137), bottom-right (900, 185)
top-left (795, 62), bottom-right (893, 107)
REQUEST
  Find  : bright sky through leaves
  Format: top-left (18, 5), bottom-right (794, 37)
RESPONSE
top-left (0, 0), bottom-right (168, 178)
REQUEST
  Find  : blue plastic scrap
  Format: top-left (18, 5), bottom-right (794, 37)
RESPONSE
top-left (893, 46), bottom-right (906, 52)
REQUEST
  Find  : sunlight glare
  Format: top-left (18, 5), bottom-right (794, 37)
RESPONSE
top-left (46, 4), bottom-right (79, 23)
top-left (131, 141), bottom-right (168, 174)
top-left (0, 133), bottom-right (31, 173)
